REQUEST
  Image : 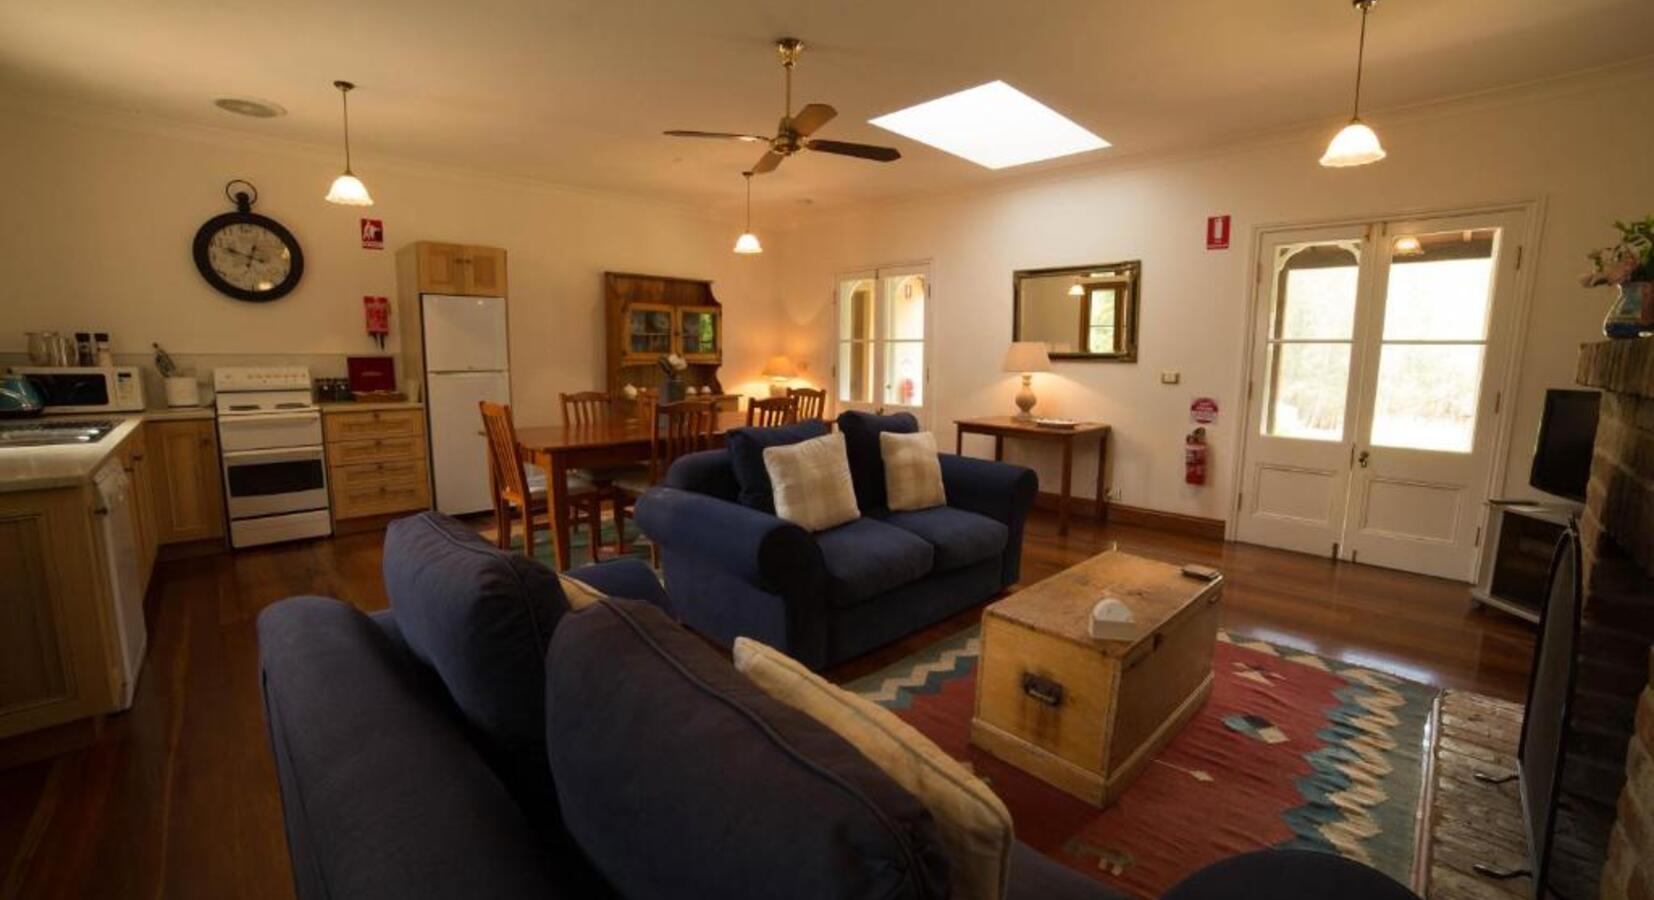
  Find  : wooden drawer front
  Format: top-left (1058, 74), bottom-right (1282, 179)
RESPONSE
top-left (975, 615), bottom-right (1116, 772)
top-left (331, 460), bottom-right (430, 520)
top-left (328, 435), bottom-right (425, 466)
top-left (323, 409), bottom-right (424, 443)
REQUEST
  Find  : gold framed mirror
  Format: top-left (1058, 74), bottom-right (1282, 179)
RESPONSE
top-left (1012, 261), bottom-right (1140, 361)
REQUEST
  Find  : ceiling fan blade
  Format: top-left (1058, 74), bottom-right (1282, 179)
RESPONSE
top-left (805, 140), bottom-right (901, 162)
top-left (663, 130), bottom-right (769, 142)
top-left (789, 103), bottom-right (837, 137)
top-left (751, 150), bottom-right (785, 174)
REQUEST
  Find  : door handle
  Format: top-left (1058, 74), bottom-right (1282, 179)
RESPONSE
top-left (1357, 450), bottom-right (1370, 468)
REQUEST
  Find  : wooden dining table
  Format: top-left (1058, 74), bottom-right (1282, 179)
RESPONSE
top-left (514, 410), bottom-right (747, 570)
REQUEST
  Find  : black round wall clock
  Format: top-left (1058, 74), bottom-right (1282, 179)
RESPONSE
top-left (192, 179), bottom-right (304, 302)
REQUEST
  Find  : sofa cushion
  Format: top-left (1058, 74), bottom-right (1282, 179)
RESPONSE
top-left (726, 419), bottom-right (831, 512)
top-left (882, 507), bottom-right (1009, 573)
top-left (838, 410), bottom-right (920, 511)
top-left (382, 512), bottom-right (569, 827)
top-left (882, 430), bottom-right (947, 512)
top-left (545, 598), bottom-right (950, 900)
top-left (734, 637), bottom-right (1015, 900)
top-left (765, 432), bottom-right (862, 532)
top-left (817, 517), bottom-right (935, 609)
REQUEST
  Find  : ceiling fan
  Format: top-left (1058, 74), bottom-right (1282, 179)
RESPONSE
top-left (664, 38), bottom-right (901, 175)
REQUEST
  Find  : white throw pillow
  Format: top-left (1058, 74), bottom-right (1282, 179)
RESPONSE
top-left (762, 432), bottom-right (860, 532)
top-left (881, 431), bottom-right (947, 511)
top-left (734, 637), bottom-right (1014, 900)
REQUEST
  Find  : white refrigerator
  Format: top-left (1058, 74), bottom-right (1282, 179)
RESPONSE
top-left (421, 294), bottom-right (510, 514)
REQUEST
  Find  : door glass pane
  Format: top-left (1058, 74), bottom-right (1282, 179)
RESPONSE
top-left (1262, 241), bottom-right (1360, 441)
top-left (838, 342), bottom-right (873, 403)
top-left (882, 342), bottom-right (924, 407)
top-left (1382, 229), bottom-right (1497, 341)
top-left (1087, 288), bottom-right (1117, 353)
top-left (883, 274), bottom-right (926, 341)
top-left (627, 308), bottom-right (671, 356)
top-left (838, 280), bottom-right (875, 339)
top-left (1370, 345), bottom-right (1485, 452)
top-left (837, 278), bottom-right (876, 403)
top-left (1265, 343), bottom-right (1352, 440)
top-left (679, 310), bottom-right (718, 355)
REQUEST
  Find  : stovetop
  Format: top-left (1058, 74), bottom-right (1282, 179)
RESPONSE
top-left (0, 419), bottom-right (117, 447)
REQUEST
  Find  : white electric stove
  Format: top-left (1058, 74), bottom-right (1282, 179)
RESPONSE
top-left (213, 366), bottom-right (332, 548)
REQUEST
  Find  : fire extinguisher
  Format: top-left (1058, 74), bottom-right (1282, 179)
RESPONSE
top-left (1185, 427), bottom-right (1208, 486)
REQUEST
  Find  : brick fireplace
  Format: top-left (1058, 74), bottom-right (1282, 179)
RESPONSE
top-left (1574, 338), bottom-right (1654, 900)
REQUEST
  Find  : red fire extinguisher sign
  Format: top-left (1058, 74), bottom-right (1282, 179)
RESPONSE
top-left (1185, 427), bottom-right (1208, 485)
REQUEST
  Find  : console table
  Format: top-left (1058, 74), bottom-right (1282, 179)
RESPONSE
top-left (954, 416), bottom-right (1109, 534)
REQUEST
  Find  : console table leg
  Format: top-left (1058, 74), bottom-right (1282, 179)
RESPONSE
top-left (1059, 440), bottom-right (1073, 535)
top-left (1095, 431), bottom-right (1109, 522)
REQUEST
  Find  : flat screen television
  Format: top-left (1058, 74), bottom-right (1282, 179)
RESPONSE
top-left (1529, 390), bottom-right (1600, 502)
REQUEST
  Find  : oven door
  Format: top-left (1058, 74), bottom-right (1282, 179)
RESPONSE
top-left (222, 445), bottom-right (329, 520)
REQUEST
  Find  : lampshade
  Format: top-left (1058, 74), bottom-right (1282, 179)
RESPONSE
top-left (1001, 341), bottom-right (1051, 374)
top-left (1067, 282), bottom-right (1084, 297)
top-left (761, 355), bottom-right (797, 378)
top-left (325, 172), bottom-right (374, 206)
top-left (733, 232), bottom-right (763, 254)
top-left (1319, 120), bottom-right (1386, 168)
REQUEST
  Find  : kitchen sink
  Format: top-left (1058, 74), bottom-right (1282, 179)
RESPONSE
top-left (0, 419), bottom-right (117, 447)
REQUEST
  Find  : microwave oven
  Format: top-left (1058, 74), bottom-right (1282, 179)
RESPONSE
top-left (12, 366), bottom-right (146, 412)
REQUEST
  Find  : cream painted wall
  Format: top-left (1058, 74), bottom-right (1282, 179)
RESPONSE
top-left (772, 65), bottom-right (1654, 524)
top-left (0, 104), bottom-right (779, 427)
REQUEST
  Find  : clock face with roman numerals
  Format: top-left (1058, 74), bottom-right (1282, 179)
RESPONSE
top-left (192, 211), bottom-right (304, 302)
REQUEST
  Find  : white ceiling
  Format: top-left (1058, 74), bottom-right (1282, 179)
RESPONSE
top-left (3, 0), bottom-right (1651, 219)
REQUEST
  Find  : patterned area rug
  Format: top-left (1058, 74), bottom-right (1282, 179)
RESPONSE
top-left (477, 516), bottom-right (650, 570)
top-left (846, 626), bottom-right (1437, 898)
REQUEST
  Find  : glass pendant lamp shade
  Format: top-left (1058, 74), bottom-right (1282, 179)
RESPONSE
top-left (325, 172), bottom-right (374, 206)
top-left (325, 80), bottom-right (374, 206)
top-left (733, 170), bottom-right (762, 254)
top-left (1067, 281), bottom-right (1084, 297)
top-left (1320, 120), bottom-right (1386, 167)
top-left (1320, 0), bottom-right (1385, 169)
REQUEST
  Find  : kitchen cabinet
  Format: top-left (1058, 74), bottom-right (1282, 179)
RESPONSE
top-left (603, 273), bottom-right (726, 408)
top-left (118, 424), bottom-right (157, 584)
top-left (413, 242), bottom-right (508, 297)
top-left (324, 405), bottom-right (431, 526)
top-left (147, 419), bottom-right (225, 545)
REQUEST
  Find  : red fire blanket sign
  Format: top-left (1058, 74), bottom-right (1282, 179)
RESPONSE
top-left (361, 218), bottom-right (384, 250)
top-left (1206, 215), bottom-right (1230, 250)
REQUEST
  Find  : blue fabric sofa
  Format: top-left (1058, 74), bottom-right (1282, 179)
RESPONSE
top-left (635, 410), bottom-right (1039, 669)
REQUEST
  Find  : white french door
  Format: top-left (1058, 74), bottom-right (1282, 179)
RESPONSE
top-left (835, 265), bottom-right (931, 424)
top-left (1235, 210), bottom-right (1526, 581)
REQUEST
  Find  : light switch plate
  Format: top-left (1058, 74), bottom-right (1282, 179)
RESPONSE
top-left (1161, 370), bottom-right (1181, 385)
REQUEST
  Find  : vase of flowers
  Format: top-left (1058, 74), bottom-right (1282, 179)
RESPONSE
top-left (658, 353), bottom-right (689, 402)
top-left (1581, 215), bottom-right (1654, 339)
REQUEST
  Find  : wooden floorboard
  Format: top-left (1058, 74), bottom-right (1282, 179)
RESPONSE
top-left (0, 510), bottom-right (1534, 899)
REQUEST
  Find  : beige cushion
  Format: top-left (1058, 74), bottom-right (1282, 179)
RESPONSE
top-left (880, 431), bottom-right (947, 511)
top-left (555, 573), bottom-right (607, 611)
top-left (733, 637), bottom-right (1013, 900)
top-left (762, 432), bottom-right (860, 532)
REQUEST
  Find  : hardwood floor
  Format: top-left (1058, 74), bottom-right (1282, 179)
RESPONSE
top-left (0, 510), bottom-right (1535, 900)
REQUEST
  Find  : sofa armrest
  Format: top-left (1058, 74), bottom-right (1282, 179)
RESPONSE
top-left (635, 487), bottom-right (821, 593)
top-left (565, 558), bottom-right (665, 607)
top-left (939, 454), bottom-right (1038, 586)
top-left (257, 597), bottom-right (561, 900)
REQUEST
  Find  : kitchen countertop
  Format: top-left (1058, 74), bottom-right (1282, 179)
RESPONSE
top-left (1, 407), bottom-right (215, 493)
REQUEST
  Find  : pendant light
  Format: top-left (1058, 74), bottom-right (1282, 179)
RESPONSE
top-left (1067, 278), bottom-right (1084, 297)
top-left (325, 80), bottom-right (374, 206)
top-left (733, 171), bottom-right (762, 254)
top-left (1320, 0), bottom-right (1386, 168)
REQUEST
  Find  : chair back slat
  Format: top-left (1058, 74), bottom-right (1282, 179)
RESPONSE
top-left (479, 401), bottom-right (531, 503)
top-left (746, 396), bottom-right (798, 428)
top-left (650, 400), bottom-right (716, 483)
top-left (561, 391), bottom-right (613, 428)
top-left (788, 387), bottom-right (827, 422)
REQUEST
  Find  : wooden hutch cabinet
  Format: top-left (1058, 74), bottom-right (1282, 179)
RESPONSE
top-left (605, 272), bottom-right (728, 410)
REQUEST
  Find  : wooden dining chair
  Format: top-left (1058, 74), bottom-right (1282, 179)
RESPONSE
top-left (560, 391), bottom-right (615, 427)
top-left (614, 400), bottom-right (718, 558)
top-left (746, 395), bottom-right (798, 428)
top-left (479, 401), bottom-right (601, 565)
top-left (788, 387), bottom-right (827, 422)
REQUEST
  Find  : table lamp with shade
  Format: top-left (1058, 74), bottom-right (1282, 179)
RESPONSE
top-left (761, 355), bottom-right (798, 397)
top-left (1001, 342), bottom-right (1052, 418)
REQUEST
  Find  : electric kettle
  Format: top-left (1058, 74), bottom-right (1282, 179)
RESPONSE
top-left (0, 373), bottom-right (45, 418)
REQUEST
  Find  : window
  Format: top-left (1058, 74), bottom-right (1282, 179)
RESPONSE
top-left (1261, 241), bottom-right (1362, 442)
top-left (836, 266), bottom-right (930, 413)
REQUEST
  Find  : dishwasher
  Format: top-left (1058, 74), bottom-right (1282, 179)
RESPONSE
top-left (94, 459), bottom-right (147, 710)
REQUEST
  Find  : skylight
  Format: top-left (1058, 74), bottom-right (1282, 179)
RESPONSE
top-left (869, 81), bottom-right (1109, 170)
